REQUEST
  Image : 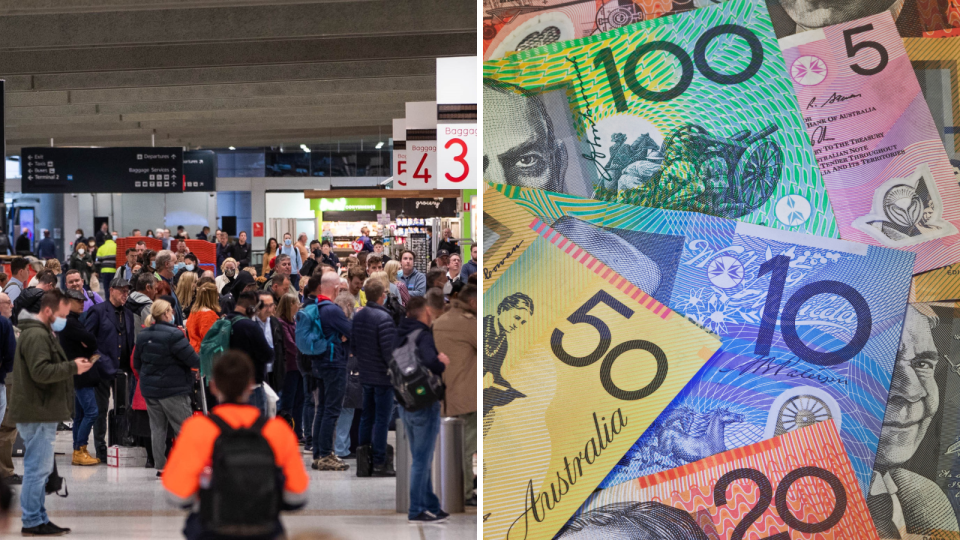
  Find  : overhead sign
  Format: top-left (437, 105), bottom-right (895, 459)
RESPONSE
top-left (437, 57), bottom-right (478, 190)
top-left (21, 147), bottom-right (184, 193)
top-left (399, 101), bottom-right (437, 190)
top-left (183, 150), bottom-right (216, 192)
top-left (314, 197), bottom-right (382, 212)
top-left (392, 118), bottom-right (408, 189)
top-left (386, 197), bottom-right (457, 217)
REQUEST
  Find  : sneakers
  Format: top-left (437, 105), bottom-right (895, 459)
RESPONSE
top-left (71, 446), bottom-right (99, 466)
top-left (302, 445), bottom-right (313, 455)
top-left (408, 512), bottom-right (447, 524)
top-left (313, 453), bottom-right (349, 471)
top-left (431, 510), bottom-right (450, 521)
top-left (21, 521), bottom-right (71, 536)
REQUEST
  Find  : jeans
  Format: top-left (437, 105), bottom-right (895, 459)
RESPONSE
top-left (73, 386), bottom-right (98, 450)
top-left (335, 408), bottom-right (354, 457)
top-left (311, 364), bottom-right (345, 459)
top-left (146, 394), bottom-right (193, 470)
top-left (249, 385), bottom-right (268, 417)
top-left (100, 272), bottom-right (115, 294)
top-left (359, 385), bottom-right (394, 466)
top-left (399, 401), bottom-right (442, 519)
top-left (17, 422), bottom-right (57, 528)
top-left (93, 379), bottom-right (112, 458)
top-left (302, 375), bottom-right (316, 446)
top-left (278, 371), bottom-right (305, 439)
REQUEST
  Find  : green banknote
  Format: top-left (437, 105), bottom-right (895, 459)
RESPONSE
top-left (483, 0), bottom-right (839, 238)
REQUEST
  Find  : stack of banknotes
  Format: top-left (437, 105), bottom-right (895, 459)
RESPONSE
top-left (482, 0), bottom-right (960, 538)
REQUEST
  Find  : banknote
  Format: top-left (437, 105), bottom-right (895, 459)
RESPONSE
top-left (779, 13), bottom-right (960, 275)
top-left (482, 231), bottom-right (722, 539)
top-left (494, 183), bottom-right (916, 496)
top-left (567, 420), bottom-right (880, 539)
top-left (866, 302), bottom-right (960, 538)
top-left (483, 0), bottom-right (841, 239)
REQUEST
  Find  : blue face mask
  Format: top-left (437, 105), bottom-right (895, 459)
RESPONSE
top-left (151, 261), bottom-right (157, 269)
top-left (173, 262), bottom-right (185, 274)
top-left (284, 239), bottom-right (292, 246)
top-left (52, 317), bottom-right (67, 332)
top-left (185, 264), bottom-right (195, 272)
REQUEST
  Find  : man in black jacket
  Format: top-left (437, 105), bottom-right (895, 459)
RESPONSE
top-left (224, 290), bottom-right (273, 415)
top-left (85, 277), bottom-right (135, 462)
top-left (60, 289), bottom-right (101, 466)
top-left (233, 231), bottom-right (252, 269)
top-left (0, 294), bottom-right (17, 484)
top-left (12, 271), bottom-right (57, 325)
top-left (396, 297), bottom-right (449, 523)
top-left (352, 280), bottom-right (397, 476)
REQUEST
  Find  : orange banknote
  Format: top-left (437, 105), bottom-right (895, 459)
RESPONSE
top-left (568, 420), bottom-right (879, 539)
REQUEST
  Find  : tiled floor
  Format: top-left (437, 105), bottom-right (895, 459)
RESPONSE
top-left (2, 431), bottom-right (477, 539)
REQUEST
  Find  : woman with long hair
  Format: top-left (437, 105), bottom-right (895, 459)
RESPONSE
top-left (263, 237), bottom-right (279, 275)
top-left (384, 259), bottom-right (410, 305)
top-left (275, 294), bottom-right (304, 440)
top-left (174, 271), bottom-right (198, 318)
top-left (186, 282), bottom-right (221, 354)
top-left (134, 299), bottom-right (200, 474)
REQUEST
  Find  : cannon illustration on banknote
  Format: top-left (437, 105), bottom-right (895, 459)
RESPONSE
top-left (601, 123), bottom-right (784, 219)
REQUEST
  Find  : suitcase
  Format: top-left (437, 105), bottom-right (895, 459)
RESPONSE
top-left (356, 445), bottom-right (372, 477)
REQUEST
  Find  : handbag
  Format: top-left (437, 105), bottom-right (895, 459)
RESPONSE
top-left (342, 356), bottom-right (363, 409)
top-left (45, 461), bottom-right (68, 498)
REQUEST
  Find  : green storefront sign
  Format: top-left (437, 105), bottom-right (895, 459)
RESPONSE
top-left (310, 197), bottom-right (382, 212)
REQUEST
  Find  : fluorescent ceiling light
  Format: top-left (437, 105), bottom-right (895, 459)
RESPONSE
top-left (228, 146), bottom-right (236, 150)
top-left (375, 141), bottom-right (384, 149)
top-left (300, 144), bottom-right (311, 153)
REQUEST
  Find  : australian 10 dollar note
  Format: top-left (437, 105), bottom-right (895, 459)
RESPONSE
top-left (482, 0), bottom-right (840, 238)
top-left (491, 183), bottom-right (916, 498)
top-left (482, 220), bottom-right (721, 539)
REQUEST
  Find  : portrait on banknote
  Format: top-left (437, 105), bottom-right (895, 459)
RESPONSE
top-left (555, 502), bottom-right (709, 540)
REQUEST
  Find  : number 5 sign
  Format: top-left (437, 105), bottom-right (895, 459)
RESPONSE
top-left (438, 123), bottom-right (477, 189)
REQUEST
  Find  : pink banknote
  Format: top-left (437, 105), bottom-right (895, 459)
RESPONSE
top-left (780, 12), bottom-right (960, 274)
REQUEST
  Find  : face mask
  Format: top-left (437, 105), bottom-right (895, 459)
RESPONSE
top-left (173, 262), bottom-right (185, 274)
top-left (112, 235), bottom-right (118, 241)
top-left (225, 269), bottom-right (236, 277)
top-left (52, 317), bottom-right (67, 332)
top-left (151, 261), bottom-right (157, 269)
top-left (185, 264), bottom-right (195, 272)
top-left (78, 249), bottom-right (85, 256)
top-left (147, 234), bottom-right (154, 238)
top-left (75, 234), bottom-right (82, 239)
top-left (284, 239), bottom-right (292, 246)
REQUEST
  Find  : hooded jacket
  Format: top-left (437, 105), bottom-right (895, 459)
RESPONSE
top-left (125, 291), bottom-right (153, 340)
top-left (8, 318), bottom-right (78, 423)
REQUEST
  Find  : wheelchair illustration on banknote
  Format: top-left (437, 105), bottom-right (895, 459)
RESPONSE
top-left (607, 123), bottom-right (784, 219)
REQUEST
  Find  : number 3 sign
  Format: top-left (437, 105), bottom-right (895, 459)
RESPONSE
top-left (438, 123), bottom-right (477, 189)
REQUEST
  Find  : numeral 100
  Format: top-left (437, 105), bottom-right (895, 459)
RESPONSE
top-left (592, 24), bottom-right (764, 110)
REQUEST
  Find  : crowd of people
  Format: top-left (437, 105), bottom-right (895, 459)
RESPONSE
top-left (0, 222), bottom-right (479, 537)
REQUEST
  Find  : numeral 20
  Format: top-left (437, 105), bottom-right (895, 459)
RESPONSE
top-left (550, 291), bottom-right (668, 400)
top-left (755, 255), bottom-right (871, 366)
top-left (714, 466), bottom-right (847, 540)
top-left (592, 24), bottom-right (764, 111)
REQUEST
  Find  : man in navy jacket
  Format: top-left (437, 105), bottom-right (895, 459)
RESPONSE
top-left (84, 277), bottom-right (135, 462)
top-left (300, 272), bottom-right (352, 471)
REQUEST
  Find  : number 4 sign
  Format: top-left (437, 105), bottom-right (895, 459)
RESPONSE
top-left (400, 139), bottom-right (437, 189)
top-left (438, 123), bottom-right (477, 189)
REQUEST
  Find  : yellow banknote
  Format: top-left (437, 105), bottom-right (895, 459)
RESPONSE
top-left (483, 228), bottom-right (722, 540)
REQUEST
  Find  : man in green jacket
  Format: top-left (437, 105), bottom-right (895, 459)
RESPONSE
top-left (8, 289), bottom-right (93, 536)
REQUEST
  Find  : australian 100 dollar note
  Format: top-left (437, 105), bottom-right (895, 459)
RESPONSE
top-left (483, 0), bottom-right (840, 239)
top-left (779, 12), bottom-right (960, 275)
top-left (565, 420), bottom-right (880, 539)
top-left (491, 183), bottom-right (916, 497)
top-left (482, 224), bottom-right (721, 539)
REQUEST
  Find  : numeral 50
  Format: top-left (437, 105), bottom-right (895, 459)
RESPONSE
top-left (550, 291), bottom-right (668, 400)
top-left (593, 24), bottom-right (764, 111)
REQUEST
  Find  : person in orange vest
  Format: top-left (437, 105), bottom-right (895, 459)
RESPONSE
top-left (162, 351), bottom-right (308, 540)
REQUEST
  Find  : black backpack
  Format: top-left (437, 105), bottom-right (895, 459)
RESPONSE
top-left (383, 293), bottom-right (405, 327)
top-left (387, 329), bottom-right (445, 411)
top-left (201, 414), bottom-right (282, 537)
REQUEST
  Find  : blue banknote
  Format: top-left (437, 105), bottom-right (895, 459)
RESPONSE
top-left (495, 184), bottom-right (916, 496)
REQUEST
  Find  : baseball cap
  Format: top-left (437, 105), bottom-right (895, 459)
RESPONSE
top-left (437, 249), bottom-right (450, 258)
